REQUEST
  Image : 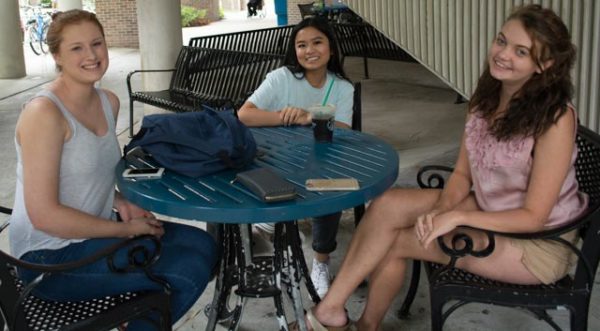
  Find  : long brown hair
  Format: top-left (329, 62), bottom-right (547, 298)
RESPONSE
top-left (469, 4), bottom-right (576, 140)
top-left (47, 9), bottom-right (105, 71)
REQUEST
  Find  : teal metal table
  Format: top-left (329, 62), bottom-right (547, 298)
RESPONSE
top-left (116, 126), bottom-right (398, 330)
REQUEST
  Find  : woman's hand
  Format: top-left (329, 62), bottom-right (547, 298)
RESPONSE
top-left (114, 196), bottom-right (154, 222)
top-left (415, 209), bottom-right (441, 242)
top-left (125, 216), bottom-right (165, 238)
top-left (416, 210), bottom-right (461, 249)
top-left (279, 107), bottom-right (312, 126)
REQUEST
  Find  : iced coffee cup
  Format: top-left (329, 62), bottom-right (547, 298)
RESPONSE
top-left (308, 105), bottom-right (336, 142)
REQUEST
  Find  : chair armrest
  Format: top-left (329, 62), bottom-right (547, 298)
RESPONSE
top-left (435, 205), bottom-right (597, 281)
top-left (417, 165), bottom-right (454, 189)
top-left (417, 164), bottom-right (597, 284)
top-left (3, 235), bottom-right (160, 273)
top-left (3, 234), bottom-right (170, 298)
top-left (126, 69), bottom-right (176, 95)
top-left (0, 207), bottom-right (162, 276)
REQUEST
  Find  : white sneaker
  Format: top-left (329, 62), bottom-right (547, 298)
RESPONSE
top-left (310, 258), bottom-right (331, 298)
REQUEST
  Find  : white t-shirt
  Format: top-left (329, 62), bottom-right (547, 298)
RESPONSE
top-left (248, 67), bottom-right (354, 126)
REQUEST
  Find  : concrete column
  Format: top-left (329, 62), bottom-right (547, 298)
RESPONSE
top-left (136, 0), bottom-right (182, 114)
top-left (57, 0), bottom-right (82, 10)
top-left (0, 0), bottom-right (26, 78)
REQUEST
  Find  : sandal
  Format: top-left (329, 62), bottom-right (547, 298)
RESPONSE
top-left (288, 308), bottom-right (356, 331)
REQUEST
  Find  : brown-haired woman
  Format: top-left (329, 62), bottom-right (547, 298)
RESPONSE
top-left (292, 4), bottom-right (587, 330)
top-left (11, 9), bottom-right (216, 330)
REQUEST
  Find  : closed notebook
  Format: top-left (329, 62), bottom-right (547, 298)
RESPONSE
top-left (235, 168), bottom-right (296, 202)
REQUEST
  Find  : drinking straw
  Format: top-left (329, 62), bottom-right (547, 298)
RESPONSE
top-left (322, 78), bottom-right (335, 106)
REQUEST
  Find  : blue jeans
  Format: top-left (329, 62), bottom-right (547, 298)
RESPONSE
top-left (312, 212), bottom-right (341, 254)
top-left (19, 222), bottom-right (217, 331)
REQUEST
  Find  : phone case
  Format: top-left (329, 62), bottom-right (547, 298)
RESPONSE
top-left (235, 168), bottom-right (297, 202)
top-left (305, 178), bottom-right (360, 191)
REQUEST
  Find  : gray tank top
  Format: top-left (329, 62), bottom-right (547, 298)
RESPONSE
top-left (10, 89), bottom-right (121, 258)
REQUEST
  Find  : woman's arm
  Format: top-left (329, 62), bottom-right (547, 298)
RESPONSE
top-left (113, 192), bottom-right (155, 222)
top-left (421, 108), bottom-right (577, 247)
top-left (238, 101), bottom-right (286, 126)
top-left (335, 121), bottom-right (350, 129)
top-left (432, 131), bottom-right (473, 212)
top-left (17, 98), bottom-right (162, 240)
top-left (415, 130), bottom-right (473, 242)
top-left (238, 101), bottom-right (313, 127)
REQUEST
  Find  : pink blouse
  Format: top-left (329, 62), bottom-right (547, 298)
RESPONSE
top-left (465, 112), bottom-right (588, 227)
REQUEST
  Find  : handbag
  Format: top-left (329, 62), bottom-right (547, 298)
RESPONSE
top-left (235, 168), bottom-right (297, 202)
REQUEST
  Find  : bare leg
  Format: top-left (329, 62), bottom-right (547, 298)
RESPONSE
top-left (356, 232), bottom-right (410, 331)
top-left (355, 204), bottom-right (539, 331)
top-left (355, 196), bottom-right (481, 331)
top-left (308, 187), bottom-right (539, 330)
top-left (312, 188), bottom-right (442, 327)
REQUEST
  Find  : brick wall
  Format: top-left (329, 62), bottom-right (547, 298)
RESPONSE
top-left (95, 0), bottom-right (138, 48)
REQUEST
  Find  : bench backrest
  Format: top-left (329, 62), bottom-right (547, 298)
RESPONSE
top-left (333, 23), bottom-right (416, 62)
top-left (188, 26), bottom-right (294, 56)
top-left (170, 46), bottom-right (285, 108)
top-left (188, 23), bottom-right (415, 67)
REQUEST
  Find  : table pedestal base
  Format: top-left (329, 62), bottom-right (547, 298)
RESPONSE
top-left (205, 221), bottom-right (320, 331)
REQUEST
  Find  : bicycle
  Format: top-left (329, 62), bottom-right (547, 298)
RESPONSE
top-left (24, 7), bottom-right (52, 55)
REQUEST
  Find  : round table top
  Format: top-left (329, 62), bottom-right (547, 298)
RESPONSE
top-left (116, 126), bottom-right (398, 223)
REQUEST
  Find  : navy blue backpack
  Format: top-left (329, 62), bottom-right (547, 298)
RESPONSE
top-left (124, 108), bottom-right (257, 178)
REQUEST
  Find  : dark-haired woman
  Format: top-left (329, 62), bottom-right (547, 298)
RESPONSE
top-left (294, 4), bottom-right (588, 331)
top-left (11, 10), bottom-right (216, 330)
top-left (238, 17), bottom-right (354, 299)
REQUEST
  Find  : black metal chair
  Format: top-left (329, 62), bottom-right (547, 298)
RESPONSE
top-left (397, 124), bottom-right (600, 331)
top-left (298, 3), bottom-right (316, 19)
top-left (0, 206), bottom-right (173, 331)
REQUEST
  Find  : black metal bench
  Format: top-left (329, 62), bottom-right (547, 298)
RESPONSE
top-left (334, 22), bottom-right (417, 79)
top-left (188, 22), bottom-right (415, 80)
top-left (126, 46), bottom-right (284, 136)
top-left (188, 26), bottom-right (294, 55)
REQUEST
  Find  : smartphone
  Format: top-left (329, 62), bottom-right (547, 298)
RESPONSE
top-left (122, 167), bottom-right (164, 179)
top-left (305, 178), bottom-right (359, 191)
top-left (125, 146), bottom-right (147, 164)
